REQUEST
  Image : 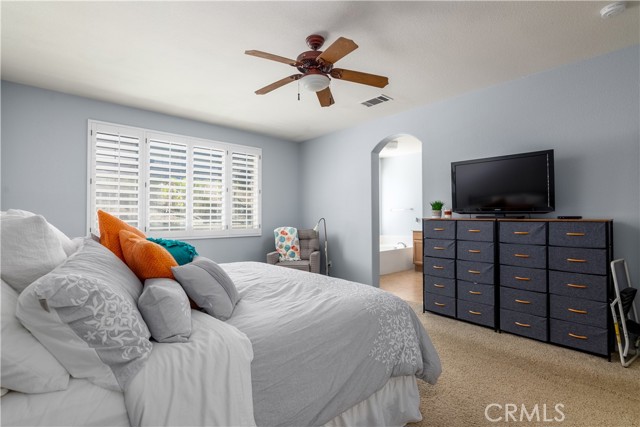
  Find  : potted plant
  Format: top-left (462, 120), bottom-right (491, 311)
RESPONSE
top-left (430, 200), bottom-right (445, 218)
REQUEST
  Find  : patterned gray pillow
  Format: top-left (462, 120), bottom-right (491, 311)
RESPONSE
top-left (171, 257), bottom-right (240, 321)
top-left (16, 238), bottom-right (152, 392)
top-left (139, 278), bottom-right (192, 343)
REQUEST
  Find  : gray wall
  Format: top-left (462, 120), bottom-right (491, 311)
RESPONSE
top-left (1, 81), bottom-right (301, 263)
top-left (300, 45), bottom-right (640, 287)
top-left (380, 155), bottom-right (422, 237)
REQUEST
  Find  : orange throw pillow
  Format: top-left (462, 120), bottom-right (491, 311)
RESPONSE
top-left (119, 230), bottom-right (178, 281)
top-left (97, 210), bottom-right (146, 262)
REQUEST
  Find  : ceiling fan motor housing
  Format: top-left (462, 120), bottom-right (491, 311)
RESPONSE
top-left (297, 50), bottom-right (333, 74)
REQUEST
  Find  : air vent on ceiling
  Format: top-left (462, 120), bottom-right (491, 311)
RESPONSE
top-left (361, 94), bottom-right (393, 107)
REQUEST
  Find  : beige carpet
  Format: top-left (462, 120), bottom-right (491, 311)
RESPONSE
top-left (407, 302), bottom-right (640, 427)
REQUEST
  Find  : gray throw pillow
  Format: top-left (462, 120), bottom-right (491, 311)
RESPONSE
top-left (16, 238), bottom-right (151, 392)
top-left (139, 278), bottom-right (192, 343)
top-left (171, 257), bottom-right (239, 321)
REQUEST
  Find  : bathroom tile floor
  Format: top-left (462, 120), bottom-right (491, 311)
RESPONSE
top-left (379, 269), bottom-right (422, 304)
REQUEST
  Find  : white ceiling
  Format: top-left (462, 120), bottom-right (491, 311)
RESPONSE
top-left (2, 1), bottom-right (638, 142)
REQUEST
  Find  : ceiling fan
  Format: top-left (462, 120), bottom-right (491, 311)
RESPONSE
top-left (245, 34), bottom-right (389, 107)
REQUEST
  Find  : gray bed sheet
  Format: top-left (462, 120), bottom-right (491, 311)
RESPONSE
top-left (223, 262), bottom-right (441, 427)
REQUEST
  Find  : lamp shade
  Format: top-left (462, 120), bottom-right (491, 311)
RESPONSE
top-left (301, 74), bottom-right (330, 92)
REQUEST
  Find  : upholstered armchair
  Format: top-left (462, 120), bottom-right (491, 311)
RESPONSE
top-left (267, 229), bottom-right (321, 274)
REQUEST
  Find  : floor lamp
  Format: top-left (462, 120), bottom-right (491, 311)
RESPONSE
top-left (313, 218), bottom-right (330, 276)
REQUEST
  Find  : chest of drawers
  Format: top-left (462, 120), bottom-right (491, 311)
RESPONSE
top-left (422, 218), bottom-right (614, 359)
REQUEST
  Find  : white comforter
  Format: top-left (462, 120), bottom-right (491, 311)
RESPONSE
top-left (124, 310), bottom-right (256, 427)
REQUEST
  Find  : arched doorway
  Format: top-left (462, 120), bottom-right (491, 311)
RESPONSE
top-left (371, 134), bottom-right (423, 288)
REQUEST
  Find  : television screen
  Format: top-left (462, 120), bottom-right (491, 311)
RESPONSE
top-left (451, 150), bottom-right (555, 214)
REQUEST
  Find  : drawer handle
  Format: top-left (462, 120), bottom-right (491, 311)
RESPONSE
top-left (566, 232), bottom-right (585, 237)
top-left (434, 302), bottom-right (446, 307)
top-left (433, 228), bottom-right (445, 231)
top-left (433, 246), bottom-right (445, 250)
top-left (513, 231), bottom-right (530, 235)
top-left (514, 254), bottom-right (530, 258)
top-left (514, 322), bottom-right (531, 328)
top-left (568, 308), bottom-right (588, 315)
top-left (468, 310), bottom-right (482, 315)
top-left (468, 270), bottom-right (481, 275)
top-left (468, 229), bottom-right (481, 233)
top-left (515, 299), bottom-right (531, 304)
top-left (567, 258), bottom-right (587, 263)
top-left (568, 333), bottom-right (588, 340)
top-left (566, 283), bottom-right (588, 289)
top-left (433, 284), bottom-right (445, 288)
top-left (433, 265), bottom-right (444, 270)
top-left (468, 249), bottom-right (481, 253)
top-left (515, 276), bottom-right (531, 281)
top-left (469, 290), bottom-right (482, 295)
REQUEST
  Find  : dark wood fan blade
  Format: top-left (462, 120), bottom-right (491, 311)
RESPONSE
top-left (316, 37), bottom-right (358, 65)
top-left (316, 87), bottom-right (335, 107)
top-left (255, 74), bottom-right (302, 95)
top-left (330, 68), bottom-right (389, 88)
top-left (245, 50), bottom-right (301, 67)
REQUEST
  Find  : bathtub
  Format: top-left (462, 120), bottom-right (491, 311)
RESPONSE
top-left (379, 235), bottom-right (414, 275)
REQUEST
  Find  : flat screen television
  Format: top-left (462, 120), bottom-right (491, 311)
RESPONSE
top-left (451, 149), bottom-right (555, 215)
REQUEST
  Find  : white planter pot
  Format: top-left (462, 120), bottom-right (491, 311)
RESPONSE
top-left (431, 210), bottom-right (442, 218)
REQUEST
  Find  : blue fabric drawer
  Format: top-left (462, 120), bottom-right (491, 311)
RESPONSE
top-left (457, 299), bottom-right (495, 328)
top-left (499, 221), bottom-right (547, 245)
top-left (549, 294), bottom-right (608, 328)
top-left (423, 275), bottom-right (455, 298)
top-left (424, 238), bottom-right (456, 259)
top-left (457, 281), bottom-right (495, 306)
top-left (499, 265), bottom-right (547, 293)
top-left (456, 220), bottom-right (495, 242)
top-left (424, 256), bottom-right (455, 279)
top-left (550, 319), bottom-right (608, 356)
top-left (549, 222), bottom-right (607, 249)
top-left (499, 243), bottom-right (547, 269)
top-left (500, 286), bottom-right (547, 317)
top-left (500, 309), bottom-right (548, 342)
top-left (457, 260), bottom-right (494, 285)
top-left (548, 247), bottom-right (607, 275)
top-left (424, 220), bottom-right (455, 240)
top-left (548, 270), bottom-right (607, 302)
top-left (457, 240), bottom-right (495, 263)
top-left (424, 293), bottom-right (456, 318)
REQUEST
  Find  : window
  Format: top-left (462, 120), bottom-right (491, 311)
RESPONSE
top-left (88, 121), bottom-right (261, 238)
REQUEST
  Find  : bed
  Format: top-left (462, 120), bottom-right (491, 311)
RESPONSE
top-left (1, 212), bottom-right (441, 427)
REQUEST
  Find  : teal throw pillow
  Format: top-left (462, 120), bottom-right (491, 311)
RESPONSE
top-left (146, 238), bottom-right (198, 265)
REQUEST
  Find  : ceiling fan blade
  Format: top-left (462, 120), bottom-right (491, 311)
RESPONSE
top-left (330, 68), bottom-right (389, 88)
top-left (316, 37), bottom-right (358, 65)
top-left (245, 50), bottom-right (301, 67)
top-left (316, 87), bottom-right (335, 107)
top-left (255, 74), bottom-right (302, 95)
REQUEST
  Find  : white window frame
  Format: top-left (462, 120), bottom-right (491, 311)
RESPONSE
top-left (88, 120), bottom-right (262, 239)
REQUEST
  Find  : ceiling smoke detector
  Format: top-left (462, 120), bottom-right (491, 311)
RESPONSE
top-left (600, 2), bottom-right (626, 19)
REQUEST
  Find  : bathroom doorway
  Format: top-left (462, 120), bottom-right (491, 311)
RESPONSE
top-left (371, 134), bottom-right (422, 288)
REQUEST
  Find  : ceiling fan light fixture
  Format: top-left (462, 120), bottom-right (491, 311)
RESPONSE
top-left (301, 73), bottom-right (330, 92)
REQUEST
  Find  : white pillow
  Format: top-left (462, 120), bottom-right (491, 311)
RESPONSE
top-left (0, 215), bottom-right (67, 293)
top-left (1, 280), bottom-right (70, 393)
top-left (4, 209), bottom-right (76, 256)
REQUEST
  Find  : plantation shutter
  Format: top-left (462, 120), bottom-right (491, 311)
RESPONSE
top-left (230, 150), bottom-right (261, 231)
top-left (89, 120), bottom-right (261, 238)
top-left (192, 145), bottom-right (226, 231)
top-left (91, 124), bottom-right (142, 232)
top-left (147, 134), bottom-right (188, 233)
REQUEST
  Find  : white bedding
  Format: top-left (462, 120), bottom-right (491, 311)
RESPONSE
top-left (1, 376), bottom-right (420, 427)
top-left (124, 310), bottom-right (255, 427)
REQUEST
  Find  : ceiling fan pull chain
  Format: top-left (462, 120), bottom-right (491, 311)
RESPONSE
top-left (297, 79), bottom-right (300, 101)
